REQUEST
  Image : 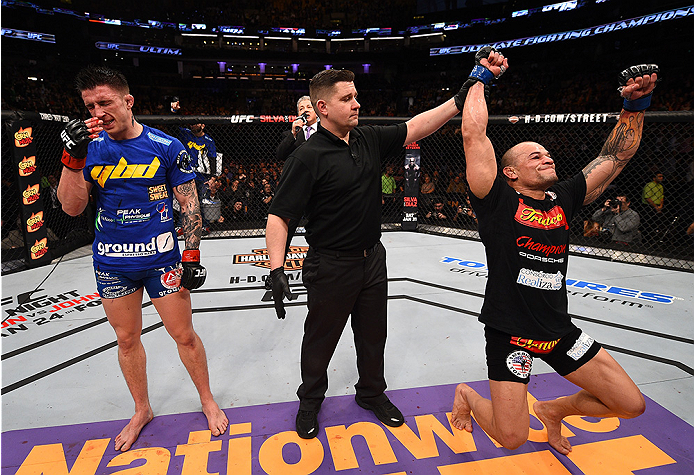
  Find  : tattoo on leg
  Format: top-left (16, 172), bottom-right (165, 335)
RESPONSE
top-left (583, 112), bottom-right (644, 203)
top-left (176, 180), bottom-right (202, 249)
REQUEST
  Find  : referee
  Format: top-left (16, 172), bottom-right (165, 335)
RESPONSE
top-left (266, 68), bottom-right (473, 439)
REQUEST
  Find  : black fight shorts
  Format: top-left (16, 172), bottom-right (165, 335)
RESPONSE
top-left (485, 326), bottom-right (602, 384)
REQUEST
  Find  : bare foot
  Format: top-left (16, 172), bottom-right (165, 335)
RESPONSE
top-left (533, 400), bottom-right (572, 455)
top-left (202, 400), bottom-right (229, 436)
top-left (115, 408), bottom-right (154, 452)
top-left (450, 383), bottom-right (474, 432)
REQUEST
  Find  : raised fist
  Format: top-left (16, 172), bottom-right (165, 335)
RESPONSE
top-left (619, 64), bottom-right (659, 111)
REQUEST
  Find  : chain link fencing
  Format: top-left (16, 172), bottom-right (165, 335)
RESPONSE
top-left (2, 110), bottom-right (692, 274)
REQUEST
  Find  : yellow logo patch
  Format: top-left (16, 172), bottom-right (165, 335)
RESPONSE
top-left (91, 156), bottom-right (161, 188)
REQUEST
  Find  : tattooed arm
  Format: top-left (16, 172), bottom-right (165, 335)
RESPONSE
top-left (582, 67), bottom-right (657, 205)
top-left (582, 111), bottom-right (645, 205)
top-left (173, 180), bottom-right (202, 250)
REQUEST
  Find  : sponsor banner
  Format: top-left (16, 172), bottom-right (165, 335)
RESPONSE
top-left (95, 41), bottom-right (182, 55)
top-left (9, 120), bottom-right (51, 267)
top-left (507, 113), bottom-right (613, 124)
top-left (441, 256), bottom-right (678, 305)
top-left (2, 375), bottom-right (692, 474)
top-left (402, 142), bottom-right (420, 231)
top-left (232, 246), bottom-right (309, 270)
top-left (1, 28), bottom-right (56, 43)
top-left (430, 6), bottom-right (694, 55)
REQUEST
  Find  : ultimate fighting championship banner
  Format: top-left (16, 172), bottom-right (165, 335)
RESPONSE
top-left (8, 120), bottom-right (52, 267)
top-left (402, 142), bottom-right (420, 231)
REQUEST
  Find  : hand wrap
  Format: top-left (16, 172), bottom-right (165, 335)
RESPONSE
top-left (454, 46), bottom-right (505, 111)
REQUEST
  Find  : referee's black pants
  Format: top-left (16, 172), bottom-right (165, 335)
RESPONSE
top-left (297, 242), bottom-right (389, 412)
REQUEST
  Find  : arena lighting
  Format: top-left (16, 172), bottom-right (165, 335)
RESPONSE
top-left (181, 33), bottom-right (216, 37)
top-left (298, 38), bottom-right (326, 42)
top-left (1, 28), bottom-right (55, 43)
top-left (410, 32), bottom-right (445, 38)
top-left (430, 5), bottom-right (694, 56)
top-left (370, 36), bottom-right (405, 40)
top-left (265, 36), bottom-right (292, 40)
top-left (512, 0), bottom-right (577, 17)
top-left (331, 38), bottom-right (362, 42)
top-left (222, 35), bottom-right (259, 39)
top-left (95, 41), bottom-right (182, 55)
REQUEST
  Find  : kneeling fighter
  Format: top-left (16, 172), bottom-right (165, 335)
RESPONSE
top-left (57, 65), bottom-right (228, 451)
top-left (450, 48), bottom-right (657, 455)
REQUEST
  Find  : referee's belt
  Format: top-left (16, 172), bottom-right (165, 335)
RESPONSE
top-left (314, 241), bottom-right (380, 258)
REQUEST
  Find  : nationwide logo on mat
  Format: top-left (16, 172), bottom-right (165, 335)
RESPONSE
top-left (3, 376), bottom-right (691, 474)
top-left (233, 246), bottom-right (309, 270)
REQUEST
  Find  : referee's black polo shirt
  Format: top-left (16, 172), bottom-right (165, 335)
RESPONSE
top-left (269, 121), bottom-right (407, 251)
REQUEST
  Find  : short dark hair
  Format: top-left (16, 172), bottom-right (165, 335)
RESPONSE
top-left (74, 65), bottom-right (130, 94)
top-left (309, 69), bottom-right (355, 105)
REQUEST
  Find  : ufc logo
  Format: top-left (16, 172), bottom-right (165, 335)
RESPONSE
top-left (60, 130), bottom-right (76, 148)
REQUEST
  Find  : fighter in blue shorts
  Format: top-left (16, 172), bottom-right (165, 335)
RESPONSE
top-left (57, 65), bottom-right (228, 452)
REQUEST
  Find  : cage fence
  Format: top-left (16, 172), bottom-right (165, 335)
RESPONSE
top-left (2, 110), bottom-right (692, 274)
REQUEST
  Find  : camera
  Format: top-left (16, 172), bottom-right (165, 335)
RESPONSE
top-left (606, 198), bottom-right (621, 210)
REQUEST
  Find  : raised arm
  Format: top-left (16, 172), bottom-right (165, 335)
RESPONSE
top-left (404, 47), bottom-right (507, 146)
top-left (404, 98), bottom-right (459, 145)
top-left (582, 65), bottom-right (659, 205)
top-left (460, 48), bottom-right (508, 199)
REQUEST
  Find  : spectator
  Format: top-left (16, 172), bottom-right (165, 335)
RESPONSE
top-left (423, 198), bottom-right (454, 225)
top-left (259, 182), bottom-right (274, 216)
top-left (420, 174), bottom-right (435, 195)
top-left (381, 165), bottom-right (398, 217)
top-left (591, 195), bottom-right (641, 245)
top-left (446, 174), bottom-right (467, 206)
top-left (453, 195), bottom-right (478, 230)
top-left (641, 172), bottom-right (666, 241)
top-left (228, 200), bottom-right (248, 223)
top-left (201, 176), bottom-right (225, 231)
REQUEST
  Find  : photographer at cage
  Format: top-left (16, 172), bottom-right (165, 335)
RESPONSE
top-left (591, 194), bottom-right (641, 245)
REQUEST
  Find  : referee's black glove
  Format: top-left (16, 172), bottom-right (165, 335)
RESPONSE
top-left (270, 266), bottom-right (295, 319)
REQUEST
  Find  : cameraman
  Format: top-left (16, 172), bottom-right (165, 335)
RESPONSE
top-left (276, 96), bottom-right (318, 161)
top-left (591, 194), bottom-right (640, 245)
